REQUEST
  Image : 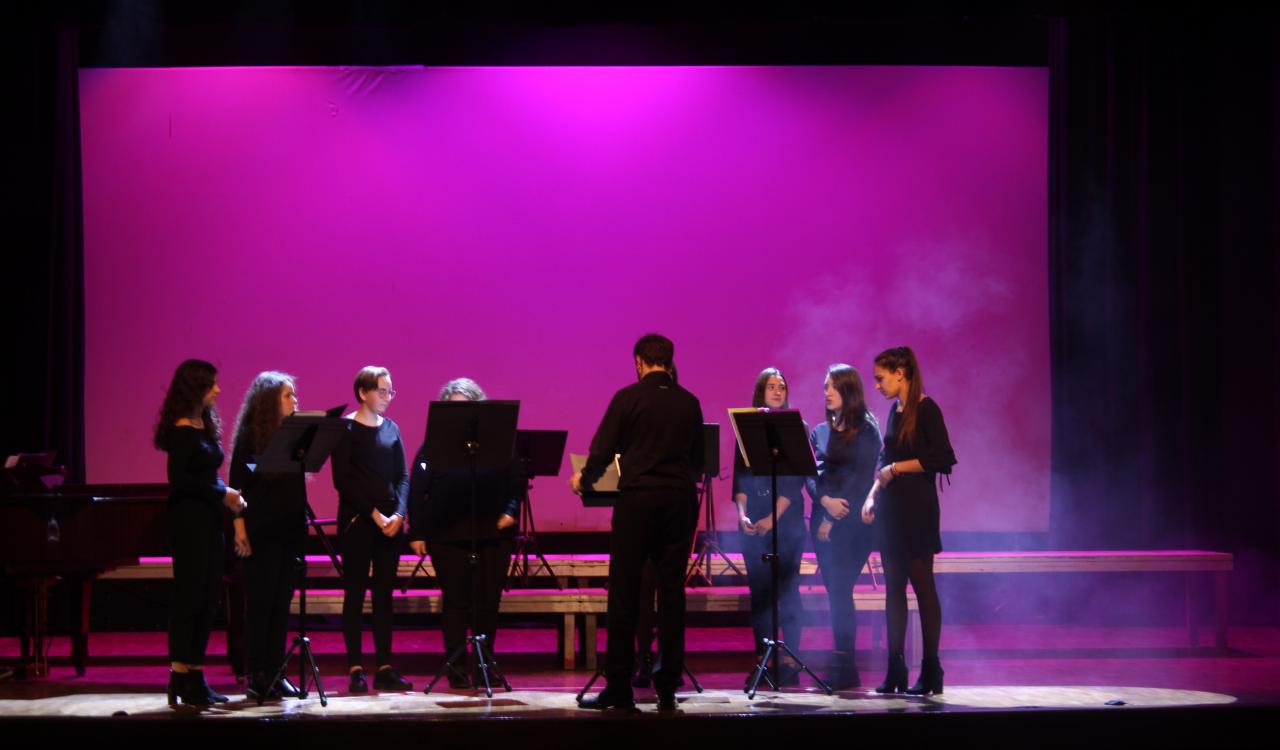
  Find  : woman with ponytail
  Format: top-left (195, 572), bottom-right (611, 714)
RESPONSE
top-left (862, 347), bottom-right (956, 696)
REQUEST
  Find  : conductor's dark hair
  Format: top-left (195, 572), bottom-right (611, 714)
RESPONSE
top-left (751, 367), bottom-right (789, 409)
top-left (154, 359), bottom-right (221, 450)
top-left (633, 333), bottom-right (674, 369)
top-left (353, 365), bottom-right (390, 404)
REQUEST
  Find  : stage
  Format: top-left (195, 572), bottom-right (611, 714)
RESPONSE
top-left (3, 624), bottom-right (1277, 747)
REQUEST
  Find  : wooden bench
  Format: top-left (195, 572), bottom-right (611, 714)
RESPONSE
top-left (293, 585), bottom-right (920, 670)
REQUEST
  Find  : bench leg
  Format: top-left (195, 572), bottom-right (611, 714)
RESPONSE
top-left (1215, 571), bottom-right (1229, 650)
top-left (562, 613), bottom-right (576, 670)
top-left (1185, 572), bottom-right (1198, 647)
top-left (584, 614), bottom-right (598, 672)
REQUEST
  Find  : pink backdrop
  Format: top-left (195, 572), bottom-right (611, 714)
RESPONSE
top-left (80, 65), bottom-right (1048, 533)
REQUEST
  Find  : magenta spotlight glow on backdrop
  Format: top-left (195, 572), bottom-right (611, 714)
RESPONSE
top-left (79, 65), bottom-right (1049, 533)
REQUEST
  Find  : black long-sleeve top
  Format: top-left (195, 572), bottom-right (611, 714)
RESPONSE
top-left (407, 449), bottom-right (524, 543)
top-left (230, 435), bottom-right (307, 539)
top-left (731, 449), bottom-right (806, 535)
top-left (805, 417), bottom-right (882, 525)
top-left (581, 370), bottom-right (704, 493)
top-left (330, 417), bottom-right (409, 522)
top-left (879, 397), bottom-right (957, 480)
top-left (165, 426), bottom-right (227, 508)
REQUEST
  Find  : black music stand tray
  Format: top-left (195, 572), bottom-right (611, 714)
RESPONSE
top-left (421, 400), bottom-right (519, 698)
top-left (732, 409), bottom-right (831, 698)
top-left (508, 429), bottom-right (567, 588)
top-left (254, 407), bottom-right (350, 707)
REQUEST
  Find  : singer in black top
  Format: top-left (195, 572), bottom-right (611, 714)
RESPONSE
top-left (409, 378), bottom-right (523, 689)
top-left (154, 358), bottom-right (245, 707)
top-left (732, 368), bottom-right (806, 680)
top-left (228, 371), bottom-right (306, 700)
top-left (573, 334), bottom-right (704, 711)
top-left (863, 347), bottom-right (956, 696)
top-left (806, 363), bottom-right (881, 690)
top-left (331, 366), bottom-right (412, 693)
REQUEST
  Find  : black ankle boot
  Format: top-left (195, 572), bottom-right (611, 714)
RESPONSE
top-left (245, 671), bottom-right (272, 702)
top-left (825, 651), bottom-right (859, 690)
top-left (189, 669), bottom-right (229, 703)
top-left (874, 653), bottom-right (908, 694)
top-left (168, 670), bottom-right (211, 707)
top-left (906, 656), bottom-right (944, 696)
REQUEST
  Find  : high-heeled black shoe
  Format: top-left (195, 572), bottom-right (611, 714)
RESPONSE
top-left (245, 672), bottom-right (274, 702)
top-left (874, 653), bottom-right (908, 694)
top-left (905, 656), bottom-right (944, 696)
top-left (189, 669), bottom-right (229, 703)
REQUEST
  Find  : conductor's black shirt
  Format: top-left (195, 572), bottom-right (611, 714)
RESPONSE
top-left (581, 370), bottom-right (704, 493)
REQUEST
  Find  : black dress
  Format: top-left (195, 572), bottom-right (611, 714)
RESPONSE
top-left (230, 436), bottom-right (306, 679)
top-left (878, 397), bottom-right (956, 560)
top-left (164, 426), bottom-right (228, 666)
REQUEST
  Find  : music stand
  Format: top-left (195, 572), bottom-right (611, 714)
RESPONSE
top-left (508, 429), bottom-right (567, 588)
top-left (421, 400), bottom-right (519, 698)
top-left (686, 423), bottom-right (742, 585)
top-left (732, 409), bottom-right (831, 698)
top-left (253, 407), bottom-right (350, 707)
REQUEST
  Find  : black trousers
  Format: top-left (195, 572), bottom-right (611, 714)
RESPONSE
top-left (605, 488), bottom-right (698, 693)
top-left (429, 538), bottom-right (514, 657)
top-left (244, 530), bottom-right (302, 676)
top-left (811, 521), bottom-right (874, 655)
top-left (340, 516), bottom-right (400, 668)
top-left (742, 527), bottom-right (805, 653)
top-left (168, 499), bottom-right (224, 665)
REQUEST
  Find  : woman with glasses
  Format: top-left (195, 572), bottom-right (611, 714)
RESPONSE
top-left (331, 365), bottom-right (412, 693)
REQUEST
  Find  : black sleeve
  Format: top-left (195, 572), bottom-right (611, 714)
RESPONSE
top-left (731, 449), bottom-right (749, 497)
top-left (407, 448), bottom-right (430, 542)
top-left (391, 424), bottom-right (409, 519)
top-left (850, 421), bottom-right (882, 502)
top-left (918, 400), bottom-right (957, 474)
top-left (228, 439), bottom-right (252, 496)
top-left (581, 391), bottom-right (625, 492)
top-left (166, 430), bottom-right (226, 507)
top-left (690, 400), bottom-right (706, 479)
top-left (805, 427), bottom-right (827, 522)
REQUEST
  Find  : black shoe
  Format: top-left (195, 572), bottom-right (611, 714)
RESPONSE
top-left (167, 670), bottom-right (210, 708)
top-left (374, 666), bottom-right (413, 691)
top-left (656, 688), bottom-right (678, 711)
top-left (874, 653), bottom-right (908, 694)
top-left (349, 668), bottom-right (368, 694)
top-left (632, 651), bottom-right (654, 688)
top-left (189, 669), bottom-right (229, 703)
top-left (245, 672), bottom-right (275, 703)
top-left (906, 656), bottom-right (944, 696)
top-left (578, 688), bottom-right (637, 711)
top-left (276, 676), bottom-right (301, 698)
top-left (825, 651), bottom-right (860, 690)
top-left (443, 666), bottom-right (471, 689)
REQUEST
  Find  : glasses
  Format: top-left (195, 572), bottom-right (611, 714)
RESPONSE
top-left (765, 383), bottom-right (788, 392)
top-left (376, 388), bottom-right (397, 399)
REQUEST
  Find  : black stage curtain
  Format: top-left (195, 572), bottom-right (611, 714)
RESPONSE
top-left (1049, 16), bottom-right (1279, 621)
top-left (3, 5), bottom-right (85, 483)
top-left (4, 10), bottom-right (1277, 620)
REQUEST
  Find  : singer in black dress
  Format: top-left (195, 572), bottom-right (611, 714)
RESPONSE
top-left (863, 347), bottom-right (956, 696)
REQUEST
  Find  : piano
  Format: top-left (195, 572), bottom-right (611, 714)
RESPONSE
top-left (0, 483), bottom-right (169, 677)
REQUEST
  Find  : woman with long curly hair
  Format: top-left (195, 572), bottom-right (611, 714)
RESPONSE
top-left (807, 363), bottom-right (881, 690)
top-left (862, 347), bottom-right (956, 695)
top-left (229, 371), bottom-right (305, 700)
top-left (154, 358), bottom-right (246, 707)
